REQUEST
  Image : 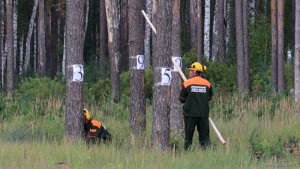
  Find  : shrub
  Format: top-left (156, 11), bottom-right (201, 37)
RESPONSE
top-left (85, 78), bottom-right (111, 104)
top-left (18, 77), bottom-right (65, 98)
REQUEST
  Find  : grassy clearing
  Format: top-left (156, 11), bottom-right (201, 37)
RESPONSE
top-left (0, 94), bottom-right (299, 168)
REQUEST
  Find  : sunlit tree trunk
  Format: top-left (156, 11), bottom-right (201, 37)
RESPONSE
top-left (99, 0), bottom-right (107, 78)
top-left (105, 0), bottom-right (121, 103)
top-left (128, 0), bottom-right (146, 142)
top-left (170, 0), bottom-right (183, 136)
top-left (6, 0), bottom-right (14, 96)
top-left (277, 0), bottom-right (285, 93)
top-left (38, 0), bottom-right (46, 77)
top-left (249, 0), bottom-right (255, 22)
top-left (84, 0), bottom-right (89, 41)
top-left (65, 0), bottom-right (85, 141)
top-left (152, 0), bottom-right (172, 151)
top-left (144, 0), bottom-right (152, 69)
top-left (211, 1), bottom-right (218, 61)
top-left (295, 0), bottom-right (300, 102)
top-left (24, 0), bottom-right (38, 73)
top-left (19, 34), bottom-right (24, 78)
top-left (204, 0), bottom-right (210, 60)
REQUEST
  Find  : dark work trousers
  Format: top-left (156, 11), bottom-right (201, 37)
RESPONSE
top-left (184, 115), bottom-right (211, 150)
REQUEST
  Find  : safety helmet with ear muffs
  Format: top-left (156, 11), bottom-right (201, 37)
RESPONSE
top-left (83, 108), bottom-right (91, 120)
top-left (188, 62), bottom-right (207, 72)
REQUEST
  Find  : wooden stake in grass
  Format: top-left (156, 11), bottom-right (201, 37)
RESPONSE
top-left (172, 58), bottom-right (226, 145)
top-left (141, 10), bottom-right (157, 34)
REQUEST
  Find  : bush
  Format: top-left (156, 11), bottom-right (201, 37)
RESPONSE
top-left (85, 78), bottom-right (111, 104)
top-left (18, 77), bottom-right (65, 98)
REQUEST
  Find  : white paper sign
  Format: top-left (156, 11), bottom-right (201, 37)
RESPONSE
top-left (161, 68), bottom-right (172, 85)
top-left (136, 55), bottom-right (145, 70)
top-left (173, 57), bottom-right (182, 71)
top-left (72, 64), bottom-right (84, 82)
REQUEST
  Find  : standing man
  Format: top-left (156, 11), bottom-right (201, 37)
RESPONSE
top-left (179, 62), bottom-right (213, 150)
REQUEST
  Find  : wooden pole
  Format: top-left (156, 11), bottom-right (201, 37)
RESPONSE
top-left (172, 58), bottom-right (226, 145)
top-left (141, 10), bottom-right (157, 34)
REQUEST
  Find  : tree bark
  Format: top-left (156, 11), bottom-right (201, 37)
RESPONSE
top-left (99, 0), bottom-right (107, 78)
top-left (243, 0), bottom-right (250, 91)
top-left (152, 0), bottom-right (172, 151)
top-left (6, 0), bottom-right (14, 96)
top-left (196, 0), bottom-right (203, 62)
top-left (120, 0), bottom-right (129, 72)
top-left (38, 0), bottom-right (46, 77)
top-left (13, 0), bottom-right (17, 72)
top-left (51, 0), bottom-right (59, 79)
top-left (105, 0), bottom-right (120, 103)
top-left (24, 0), bottom-right (38, 73)
top-left (295, 0), bottom-right (300, 102)
top-left (204, 0), bottom-right (210, 60)
top-left (277, 0), bottom-right (285, 93)
top-left (189, 0), bottom-right (197, 49)
top-left (235, 0), bottom-right (245, 93)
top-left (0, 0), bottom-right (2, 90)
top-left (271, 0), bottom-right (278, 92)
top-left (211, 0), bottom-right (218, 61)
top-left (170, 0), bottom-right (183, 135)
top-left (65, 0), bottom-right (85, 141)
top-left (45, 0), bottom-right (51, 69)
top-left (144, 0), bottom-right (152, 69)
top-left (226, 0), bottom-right (235, 55)
top-left (218, 0), bottom-right (225, 62)
top-left (128, 0), bottom-right (146, 142)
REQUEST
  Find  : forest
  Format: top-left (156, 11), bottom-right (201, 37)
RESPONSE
top-left (0, 0), bottom-right (300, 168)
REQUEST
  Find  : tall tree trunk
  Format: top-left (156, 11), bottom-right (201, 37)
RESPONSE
top-left (105, 0), bottom-right (120, 103)
top-left (65, 0), bottom-right (85, 141)
top-left (24, 0), bottom-right (38, 73)
top-left (0, 0), bottom-right (2, 90)
top-left (6, 0), bottom-right (14, 96)
top-left (226, 0), bottom-right (235, 55)
top-left (271, 0), bottom-right (278, 92)
top-left (33, 23), bottom-right (37, 73)
top-left (196, 0), bottom-right (203, 62)
top-left (203, 0), bottom-right (210, 60)
top-left (120, 0), bottom-right (128, 72)
top-left (243, 0), bottom-right (250, 91)
top-left (144, 0), bottom-right (152, 69)
top-left (51, 0), bottom-right (59, 79)
top-left (19, 34), bottom-right (24, 78)
top-left (235, 0), bottom-right (245, 93)
top-left (295, 0), bottom-right (300, 102)
top-left (152, 0), bottom-right (172, 151)
top-left (170, 0), bottom-right (183, 135)
top-left (277, 0), bottom-right (285, 93)
top-left (128, 0), bottom-right (146, 142)
top-left (211, 0), bottom-right (218, 61)
top-left (189, 0), bottom-right (197, 49)
top-left (249, 0), bottom-right (255, 22)
top-left (99, 0), bottom-right (107, 78)
top-left (83, 0), bottom-right (89, 41)
top-left (45, 0), bottom-right (51, 69)
top-left (218, 0), bottom-right (225, 62)
top-left (13, 0), bottom-right (17, 72)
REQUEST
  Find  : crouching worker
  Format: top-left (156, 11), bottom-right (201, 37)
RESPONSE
top-left (83, 108), bottom-right (112, 144)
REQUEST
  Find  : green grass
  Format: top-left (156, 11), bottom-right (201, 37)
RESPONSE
top-left (0, 94), bottom-right (299, 168)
